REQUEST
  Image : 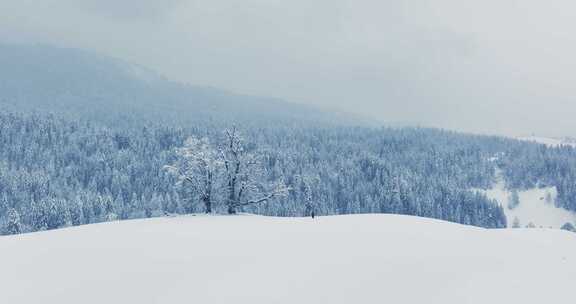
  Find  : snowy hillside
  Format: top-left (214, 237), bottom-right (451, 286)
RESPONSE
top-left (517, 136), bottom-right (576, 148)
top-left (0, 43), bottom-right (366, 126)
top-left (474, 170), bottom-right (576, 229)
top-left (1, 214), bottom-right (575, 304)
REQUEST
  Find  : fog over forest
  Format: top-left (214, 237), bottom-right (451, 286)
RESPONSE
top-left (2, 0), bottom-right (575, 136)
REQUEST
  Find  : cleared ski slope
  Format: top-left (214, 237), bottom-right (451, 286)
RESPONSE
top-left (1, 214), bottom-right (575, 304)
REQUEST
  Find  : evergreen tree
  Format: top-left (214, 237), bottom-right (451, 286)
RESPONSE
top-left (560, 222), bottom-right (575, 232)
top-left (507, 190), bottom-right (520, 210)
top-left (6, 208), bottom-right (22, 235)
top-left (512, 217), bottom-right (521, 228)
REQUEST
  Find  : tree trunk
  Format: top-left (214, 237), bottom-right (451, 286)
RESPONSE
top-left (204, 197), bottom-right (212, 214)
top-left (227, 178), bottom-right (237, 215)
top-left (227, 204), bottom-right (237, 215)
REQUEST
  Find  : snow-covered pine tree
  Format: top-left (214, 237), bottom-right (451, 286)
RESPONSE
top-left (6, 208), bottom-right (22, 235)
top-left (507, 190), bottom-right (520, 210)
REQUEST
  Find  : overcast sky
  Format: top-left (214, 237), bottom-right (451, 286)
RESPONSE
top-left (1, 0), bottom-right (576, 136)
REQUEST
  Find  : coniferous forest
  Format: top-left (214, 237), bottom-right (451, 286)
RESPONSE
top-left (2, 105), bottom-right (576, 235)
top-left (2, 44), bottom-right (576, 235)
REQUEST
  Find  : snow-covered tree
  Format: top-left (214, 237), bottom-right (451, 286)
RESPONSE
top-left (103, 195), bottom-right (118, 222)
top-left (46, 198), bottom-right (70, 230)
top-left (296, 174), bottom-right (319, 217)
top-left (165, 136), bottom-right (221, 213)
top-left (560, 222), bottom-right (575, 232)
top-left (6, 208), bottom-right (22, 235)
top-left (68, 198), bottom-right (84, 226)
top-left (545, 191), bottom-right (553, 204)
top-left (145, 194), bottom-right (163, 218)
top-left (512, 217), bottom-right (521, 228)
top-left (166, 129), bottom-right (289, 214)
top-left (507, 190), bottom-right (520, 210)
top-left (219, 128), bottom-right (289, 214)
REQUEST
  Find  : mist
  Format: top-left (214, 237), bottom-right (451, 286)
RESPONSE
top-left (1, 0), bottom-right (575, 137)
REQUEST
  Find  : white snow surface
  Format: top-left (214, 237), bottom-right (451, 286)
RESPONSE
top-left (1, 214), bottom-right (575, 304)
top-left (475, 171), bottom-right (576, 229)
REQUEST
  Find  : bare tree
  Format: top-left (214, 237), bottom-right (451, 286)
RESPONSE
top-left (165, 137), bottom-right (221, 213)
top-left (220, 128), bottom-right (289, 214)
top-left (166, 129), bottom-right (289, 215)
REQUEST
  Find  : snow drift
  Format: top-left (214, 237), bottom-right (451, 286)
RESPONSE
top-left (1, 214), bottom-right (575, 304)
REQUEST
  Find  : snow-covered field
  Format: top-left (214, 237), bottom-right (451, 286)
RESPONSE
top-left (475, 175), bottom-right (576, 229)
top-left (1, 214), bottom-right (575, 304)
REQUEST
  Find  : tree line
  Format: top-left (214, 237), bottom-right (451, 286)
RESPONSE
top-left (8, 109), bottom-right (576, 234)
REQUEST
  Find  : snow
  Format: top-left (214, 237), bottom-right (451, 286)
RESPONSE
top-left (475, 170), bottom-right (576, 228)
top-left (517, 136), bottom-right (576, 148)
top-left (1, 214), bottom-right (575, 304)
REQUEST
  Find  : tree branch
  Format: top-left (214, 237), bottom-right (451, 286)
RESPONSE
top-left (233, 186), bottom-right (290, 207)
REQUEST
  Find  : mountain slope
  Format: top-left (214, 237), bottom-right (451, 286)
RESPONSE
top-left (517, 136), bottom-right (576, 148)
top-left (474, 169), bottom-right (576, 229)
top-left (0, 43), bottom-right (364, 126)
top-left (1, 214), bottom-right (574, 304)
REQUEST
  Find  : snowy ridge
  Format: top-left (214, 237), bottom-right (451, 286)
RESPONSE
top-left (517, 136), bottom-right (576, 148)
top-left (1, 214), bottom-right (575, 304)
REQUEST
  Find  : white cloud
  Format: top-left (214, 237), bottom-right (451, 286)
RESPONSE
top-left (1, 0), bottom-right (576, 136)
